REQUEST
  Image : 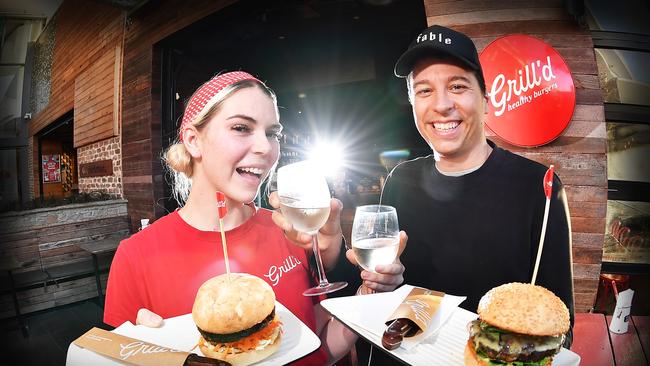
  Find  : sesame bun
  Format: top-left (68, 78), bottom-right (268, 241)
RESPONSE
top-left (477, 282), bottom-right (569, 336)
top-left (192, 273), bottom-right (275, 334)
top-left (199, 329), bottom-right (282, 366)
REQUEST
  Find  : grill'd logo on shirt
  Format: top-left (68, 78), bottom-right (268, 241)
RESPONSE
top-left (264, 255), bottom-right (302, 286)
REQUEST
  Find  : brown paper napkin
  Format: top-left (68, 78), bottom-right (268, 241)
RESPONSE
top-left (385, 287), bottom-right (445, 336)
top-left (74, 327), bottom-right (190, 366)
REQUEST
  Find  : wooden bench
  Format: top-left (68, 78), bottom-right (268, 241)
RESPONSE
top-left (0, 235), bottom-right (123, 337)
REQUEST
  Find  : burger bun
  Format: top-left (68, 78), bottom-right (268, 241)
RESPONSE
top-left (192, 273), bottom-right (275, 334)
top-left (477, 282), bottom-right (569, 336)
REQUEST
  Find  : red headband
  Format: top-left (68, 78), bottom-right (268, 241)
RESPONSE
top-left (180, 71), bottom-right (260, 139)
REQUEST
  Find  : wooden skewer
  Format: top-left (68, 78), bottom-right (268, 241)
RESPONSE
top-left (218, 218), bottom-right (230, 282)
top-left (216, 191), bottom-right (231, 284)
top-left (531, 165), bottom-right (554, 286)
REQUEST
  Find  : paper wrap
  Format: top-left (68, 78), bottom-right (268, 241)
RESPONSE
top-left (385, 287), bottom-right (445, 336)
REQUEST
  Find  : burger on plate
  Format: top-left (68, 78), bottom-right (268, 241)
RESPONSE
top-left (465, 282), bottom-right (569, 366)
top-left (192, 273), bottom-right (282, 366)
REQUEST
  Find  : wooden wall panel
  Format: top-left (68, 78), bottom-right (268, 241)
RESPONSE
top-left (74, 45), bottom-right (121, 147)
top-left (28, 1), bottom-right (123, 137)
top-left (121, 0), bottom-right (236, 229)
top-left (423, 0), bottom-right (607, 312)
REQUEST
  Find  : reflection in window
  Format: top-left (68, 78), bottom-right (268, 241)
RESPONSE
top-left (586, 0), bottom-right (650, 35)
top-left (604, 200), bottom-right (650, 264)
top-left (596, 49), bottom-right (650, 106)
top-left (607, 122), bottom-right (650, 183)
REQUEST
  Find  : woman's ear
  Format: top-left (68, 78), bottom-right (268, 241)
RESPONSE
top-left (182, 127), bottom-right (202, 159)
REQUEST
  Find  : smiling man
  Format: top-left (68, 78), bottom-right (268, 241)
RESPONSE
top-left (377, 25), bottom-right (575, 360)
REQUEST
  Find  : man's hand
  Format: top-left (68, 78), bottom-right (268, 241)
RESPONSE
top-left (136, 308), bottom-right (163, 327)
top-left (269, 191), bottom-right (344, 272)
top-left (346, 231), bottom-right (407, 293)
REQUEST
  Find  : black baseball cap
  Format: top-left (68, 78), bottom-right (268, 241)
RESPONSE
top-left (394, 25), bottom-right (484, 88)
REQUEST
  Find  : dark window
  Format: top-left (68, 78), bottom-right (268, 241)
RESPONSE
top-left (587, 0), bottom-right (650, 269)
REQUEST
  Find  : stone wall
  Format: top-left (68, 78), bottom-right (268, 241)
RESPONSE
top-left (77, 136), bottom-right (123, 196)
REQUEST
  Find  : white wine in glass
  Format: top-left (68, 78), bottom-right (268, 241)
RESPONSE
top-left (276, 161), bottom-right (348, 296)
top-left (279, 201), bottom-right (330, 234)
top-left (351, 205), bottom-right (400, 272)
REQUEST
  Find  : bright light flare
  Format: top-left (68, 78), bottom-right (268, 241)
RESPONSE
top-left (308, 141), bottom-right (345, 177)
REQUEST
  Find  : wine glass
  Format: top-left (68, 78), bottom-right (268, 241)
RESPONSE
top-left (276, 161), bottom-right (348, 296)
top-left (351, 205), bottom-right (400, 273)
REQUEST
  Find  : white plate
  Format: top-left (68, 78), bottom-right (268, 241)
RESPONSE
top-left (321, 286), bottom-right (580, 366)
top-left (66, 301), bottom-right (321, 365)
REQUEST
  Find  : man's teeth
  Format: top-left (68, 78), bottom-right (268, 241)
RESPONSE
top-left (434, 121), bottom-right (460, 131)
top-left (238, 167), bottom-right (263, 175)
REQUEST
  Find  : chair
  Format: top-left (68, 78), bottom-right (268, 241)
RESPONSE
top-left (595, 273), bottom-right (630, 313)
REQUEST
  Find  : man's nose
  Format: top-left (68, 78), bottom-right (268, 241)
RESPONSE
top-left (433, 90), bottom-right (454, 114)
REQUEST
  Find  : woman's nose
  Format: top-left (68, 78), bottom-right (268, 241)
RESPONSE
top-left (252, 131), bottom-right (273, 154)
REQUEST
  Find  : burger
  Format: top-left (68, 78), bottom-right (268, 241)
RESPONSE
top-left (465, 283), bottom-right (569, 366)
top-left (192, 273), bottom-right (282, 366)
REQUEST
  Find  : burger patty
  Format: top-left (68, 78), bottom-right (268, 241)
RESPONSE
top-left (469, 320), bottom-right (564, 363)
top-left (198, 308), bottom-right (275, 344)
top-left (476, 342), bottom-right (558, 362)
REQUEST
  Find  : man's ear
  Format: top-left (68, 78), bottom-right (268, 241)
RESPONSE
top-left (483, 94), bottom-right (489, 116)
top-left (182, 127), bottom-right (202, 159)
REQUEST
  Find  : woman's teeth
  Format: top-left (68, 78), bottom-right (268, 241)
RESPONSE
top-left (434, 121), bottom-right (460, 131)
top-left (237, 167), bottom-right (263, 177)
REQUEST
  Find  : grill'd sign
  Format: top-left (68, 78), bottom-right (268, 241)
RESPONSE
top-left (479, 35), bottom-right (575, 147)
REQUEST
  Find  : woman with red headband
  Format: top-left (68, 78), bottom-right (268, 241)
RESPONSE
top-left (103, 71), bottom-right (406, 365)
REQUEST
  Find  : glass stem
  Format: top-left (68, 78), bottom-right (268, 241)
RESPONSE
top-left (312, 234), bottom-right (329, 287)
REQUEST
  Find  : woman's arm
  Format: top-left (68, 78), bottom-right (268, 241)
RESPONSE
top-left (314, 303), bottom-right (358, 365)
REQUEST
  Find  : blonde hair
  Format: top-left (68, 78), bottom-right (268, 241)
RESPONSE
top-left (163, 78), bottom-right (278, 205)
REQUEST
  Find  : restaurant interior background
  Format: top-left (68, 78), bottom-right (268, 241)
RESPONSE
top-left (154, 0), bottom-right (430, 215)
top-left (0, 0), bottom-right (649, 333)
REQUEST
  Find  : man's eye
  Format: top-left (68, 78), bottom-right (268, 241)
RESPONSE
top-left (415, 88), bottom-right (432, 96)
top-left (450, 84), bottom-right (468, 92)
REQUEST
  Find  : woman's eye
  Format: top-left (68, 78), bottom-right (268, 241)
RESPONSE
top-left (267, 131), bottom-right (283, 141)
top-left (233, 124), bottom-right (251, 133)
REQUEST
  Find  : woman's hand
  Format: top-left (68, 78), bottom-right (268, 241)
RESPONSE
top-left (136, 308), bottom-right (163, 327)
top-left (269, 191), bottom-right (344, 272)
top-left (347, 231), bottom-right (408, 293)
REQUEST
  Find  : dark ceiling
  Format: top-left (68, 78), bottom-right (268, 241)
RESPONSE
top-left (159, 0), bottom-right (429, 159)
top-left (162, 0), bottom-right (425, 90)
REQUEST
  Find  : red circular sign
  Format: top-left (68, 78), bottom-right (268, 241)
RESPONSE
top-left (479, 35), bottom-right (575, 147)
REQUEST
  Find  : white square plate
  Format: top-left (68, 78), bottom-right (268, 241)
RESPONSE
top-left (321, 285), bottom-right (580, 366)
top-left (66, 301), bottom-right (320, 365)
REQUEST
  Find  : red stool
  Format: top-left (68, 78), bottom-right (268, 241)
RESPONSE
top-left (595, 273), bottom-right (630, 312)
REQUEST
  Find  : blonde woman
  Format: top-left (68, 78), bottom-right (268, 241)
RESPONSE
top-left (104, 71), bottom-right (406, 365)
